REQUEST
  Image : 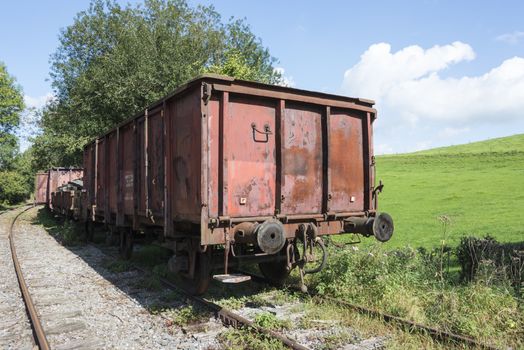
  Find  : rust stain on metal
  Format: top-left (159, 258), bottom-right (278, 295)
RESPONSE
top-left (79, 75), bottom-right (379, 246)
top-left (329, 110), bottom-right (364, 212)
top-left (34, 172), bottom-right (49, 204)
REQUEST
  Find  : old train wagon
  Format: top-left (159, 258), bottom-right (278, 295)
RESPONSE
top-left (34, 168), bottom-right (84, 208)
top-left (51, 180), bottom-right (83, 219)
top-left (34, 172), bottom-right (49, 204)
top-left (83, 74), bottom-right (393, 294)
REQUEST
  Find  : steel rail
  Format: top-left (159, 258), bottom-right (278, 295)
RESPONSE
top-left (151, 268), bottom-right (309, 350)
top-left (242, 271), bottom-right (502, 350)
top-left (7, 206), bottom-right (50, 350)
top-left (91, 244), bottom-right (309, 350)
top-left (317, 295), bottom-right (501, 350)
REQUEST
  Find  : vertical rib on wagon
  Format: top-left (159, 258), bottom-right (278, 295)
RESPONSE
top-left (78, 74), bottom-right (394, 294)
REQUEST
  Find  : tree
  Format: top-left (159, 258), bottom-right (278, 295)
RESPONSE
top-left (0, 62), bottom-right (28, 205)
top-left (0, 61), bottom-right (24, 170)
top-left (34, 0), bottom-right (282, 167)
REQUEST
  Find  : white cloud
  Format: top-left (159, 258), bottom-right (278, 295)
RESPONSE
top-left (24, 93), bottom-right (54, 109)
top-left (375, 143), bottom-right (394, 155)
top-left (437, 127), bottom-right (470, 138)
top-left (341, 42), bottom-right (524, 153)
top-left (496, 31), bottom-right (524, 45)
top-left (274, 67), bottom-right (295, 87)
top-left (343, 42), bottom-right (475, 99)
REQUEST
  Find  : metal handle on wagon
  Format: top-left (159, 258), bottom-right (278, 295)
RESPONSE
top-left (251, 122), bottom-right (272, 143)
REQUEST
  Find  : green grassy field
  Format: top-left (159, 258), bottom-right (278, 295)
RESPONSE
top-left (375, 133), bottom-right (524, 248)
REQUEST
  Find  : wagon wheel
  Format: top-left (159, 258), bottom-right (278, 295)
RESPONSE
top-left (258, 246), bottom-right (290, 286)
top-left (119, 228), bottom-right (134, 260)
top-left (179, 248), bottom-right (212, 295)
top-left (84, 220), bottom-right (95, 242)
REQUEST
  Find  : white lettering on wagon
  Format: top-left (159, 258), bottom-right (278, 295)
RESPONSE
top-left (124, 172), bottom-right (133, 201)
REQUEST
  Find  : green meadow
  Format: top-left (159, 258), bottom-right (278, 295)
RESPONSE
top-left (375, 133), bottom-right (524, 248)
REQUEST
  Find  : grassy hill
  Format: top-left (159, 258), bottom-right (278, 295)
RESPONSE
top-left (374, 133), bottom-right (524, 248)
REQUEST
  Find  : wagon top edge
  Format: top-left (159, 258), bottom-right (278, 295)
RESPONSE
top-left (84, 74), bottom-right (376, 148)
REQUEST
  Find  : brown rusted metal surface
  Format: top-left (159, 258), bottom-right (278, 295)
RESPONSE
top-left (328, 109), bottom-right (365, 212)
top-left (171, 88), bottom-right (202, 221)
top-left (96, 138), bottom-right (106, 215)
top-left (82, 75), bottom-right (377, 246)
top-left (282, 102), bottom-right (323, 214)
top-left (34, 172), bottom-right (49, 204)
top-left (43, 168), bottom-right (83, 209)
top-left (121, 123), bottom-right (134, 216)
top-left (225, 95), bottom-right (276, 218)
top-left (146, 107), bottom-right (164, 219)
top-left (108, 131), bottom-right (118, 215)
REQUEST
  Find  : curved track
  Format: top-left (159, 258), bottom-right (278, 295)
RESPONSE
top-left (5, 206), bottom-right (107, 350)
top-left (7, 206), bottom-right (50, 349)
top-left (0, 206), bottom-right (35, 349)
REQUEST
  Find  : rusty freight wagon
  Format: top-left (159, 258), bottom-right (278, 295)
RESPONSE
top-left (83, 74), bottom-right (393, 294)
top-left (51, 180), bottom-right (83, 219)
top-left (34, 168), bottom-right (84, 208)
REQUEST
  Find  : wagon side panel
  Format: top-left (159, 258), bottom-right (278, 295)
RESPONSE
top-left (137, 117), bottom-right (146, 215)
top-left (170, 88), bottom-right (202, 221)
top-left (281, 102), bottom-right (323, 215)
top-left (148, 108), bottom-right (165, 218)
top-left (225, 95), bottom-right (276, 217)
top-left (121, 123), bottom-right (135, 215)
top-left (34, 172), bottom-right (48, 204)
top-left (96, 138), bottom-right (107, 215)
top-left (328, 109), bottom-right (365, 212)
top-left (108, 131), bottom-right (118, 215)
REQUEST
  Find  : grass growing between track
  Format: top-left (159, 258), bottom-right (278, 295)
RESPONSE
top-left (307, 243), bottom-right (523, 349)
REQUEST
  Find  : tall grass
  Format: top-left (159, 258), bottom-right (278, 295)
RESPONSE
top-left (309, 242), bottom-right (523, 348)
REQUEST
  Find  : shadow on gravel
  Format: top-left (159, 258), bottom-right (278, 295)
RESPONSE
top-left (31, 207), bottom-right (278, 314)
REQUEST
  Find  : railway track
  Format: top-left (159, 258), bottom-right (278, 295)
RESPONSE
top-left (90, 238), bottom-right (504, 350)
top-left (8, 205), bottom-right (50, 350)
top-left (0, 206), bottom-right (34, 349)
top-left (242, 271), bottom-right (502, 350)
top-left (4, 206), bottom-right (502, 349)
top-left (90, 243), bottom-right (311, 350)
top-left (2, 206), bottom-right (105, 349)
top-left (2, 205), bottom-right (314, 349)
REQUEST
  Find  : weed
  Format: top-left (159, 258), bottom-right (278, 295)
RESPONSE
top-left (137, 275), bottom-right (162, 291)
top-left (217, 296), bottom-right (248, 310)
top-left (103, 259), bottom-right (132, 273)
top-left (218, 327), bottom-right (286, 350)
top-left (319, 329), bottom-right (358, 350)
top-left (164, 304), bottom-right (210, 326)
top-left (132, 245), bottom-right (171, 268)
top-left (309, 244), bottom-right (524, 348)
top-left (152, 264), bottom-right (168, 278)
top-left (253, 312), bottom-right (291, 330)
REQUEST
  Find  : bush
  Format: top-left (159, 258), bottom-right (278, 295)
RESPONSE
top-left (0, 171), bottom-right (29, 204)
top-left (456, 236), bottom-right (524, 297)
top-left (309, 243), bottom-right (523, 348)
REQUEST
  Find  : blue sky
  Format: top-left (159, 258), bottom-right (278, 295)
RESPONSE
top-left (1, 0), bottom-right (523, 153)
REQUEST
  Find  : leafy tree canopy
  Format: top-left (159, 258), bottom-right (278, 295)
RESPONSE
top-left (34, 0), bottom-right (281, 169)
top-left (0, 61), bottom-right (24, 170)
